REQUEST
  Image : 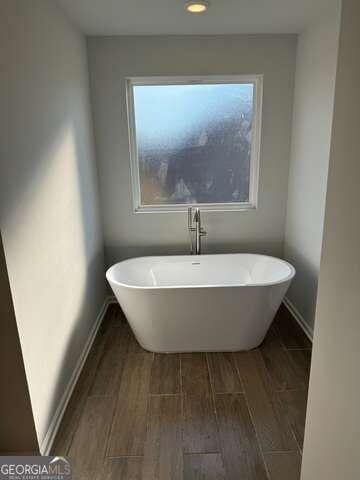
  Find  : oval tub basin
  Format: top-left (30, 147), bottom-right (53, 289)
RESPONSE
top-left (106, 253), bottom-right (295, 352)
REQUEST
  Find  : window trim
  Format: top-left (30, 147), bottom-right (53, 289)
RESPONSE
top-left (126, 75), bottom-right (263, 213)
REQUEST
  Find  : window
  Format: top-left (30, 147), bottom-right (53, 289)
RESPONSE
top-left (126, 75), bottom-right (262, 212)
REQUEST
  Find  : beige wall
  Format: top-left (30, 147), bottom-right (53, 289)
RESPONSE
top-left (0, 1), bottom-right (106, 451)
top-left (284, 5), bottom-right (341, 334)
top-left (301, 0), bottom-right (360, 478)
top-left (0, 234), bottom-right (38, 454)
top-left (87, 35), bottom-right (296, 264)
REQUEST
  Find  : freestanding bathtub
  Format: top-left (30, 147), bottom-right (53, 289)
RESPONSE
top-left (106, 254), bottom-right (295, 352)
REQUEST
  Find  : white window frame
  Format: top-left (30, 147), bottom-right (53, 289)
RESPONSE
top-left (126, 75), bottom-right (263, 213)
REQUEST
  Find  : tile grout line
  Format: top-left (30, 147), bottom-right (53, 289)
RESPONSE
top-left (275, 324), bottom-right (292, 354)
top-left (205, 353), bottom-right (227, 472)
top-left (287, 418), bottom-right (303, 456)
top-left (272, 318), bottom-right (310, 353)
top-left (233, 353), bottom-right (272, 480)
top-left (231, 351), bottom-right (245, 395)
top-left (179, 353), bottom-right (186, 472)
top-left (271, 320), bottom-right (311, 388)
top-left (143, 352), bottom-right (155, 460)
top-left (271, 323), bottom-right (287, 351)
top-left (262, 450), bottom-right (300, 455)
top-left (259, 347), bottom-right (304, 459)
top-left (281, 387), bottom-right (308, 393)
top-left (68, 306), bottom-right (124, 477)
top-left (272, 325), bottom-right (309, 456)
top-left (104, 327), bottom-right (152, 459)
top-left (104, 330), bottom-right (133, 459)
top-left (87, 394), bottom-right (114, 399)
top-left (63, 305), bottom-right (309, 476)
top-left (183, 451), bottom-right (224, 457)
top-left (149, 393), bottom-right (182, 397)
top-left (264, 341), bottom-right (304, 457)
top-left (106, 455), bottom-right (144, 459)
top-left (256, 340), bottom-right (307, 457)
top-left (214, 390), bottom-right (246, 395)
top-left (125, 351), bottom-right (155, 476)
top-left (96, 396), bottom-right (119, 479)
top-left (282, 392), bottom-right (303, 457)
top-left (63, 322), bottom-right (110, 456)
top-left (260, 449), bottom-right (302, 455)
top-left (285, 347), bottom-right (312, 351)
top-left (243, 394), bottom-right (272, 480)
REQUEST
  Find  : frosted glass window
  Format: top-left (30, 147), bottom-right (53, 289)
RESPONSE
top-left (127, 76), bottom-right (262, 212)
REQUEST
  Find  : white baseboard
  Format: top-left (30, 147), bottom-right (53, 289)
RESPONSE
top-left (38, 292), bottom-right (308, 454)
top-left (283, 296), bottom-right (313, 342)
top-left (40, 296), bottom-right (113, 455)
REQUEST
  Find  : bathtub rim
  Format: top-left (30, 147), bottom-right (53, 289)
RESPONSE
top-left (106, 253), bottom-right (296, 290)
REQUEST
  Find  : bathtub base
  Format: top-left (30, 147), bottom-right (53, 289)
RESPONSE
top-left (133, 339), bottom-right (265, 354)
top-left (113, 283), bottom-right (290, 352)
top-left (127, 323), bottom-right (270, 353)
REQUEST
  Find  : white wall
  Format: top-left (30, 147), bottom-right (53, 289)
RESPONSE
top-left (301, 1), bottom-right (360, 477)
top-left (87, 35), bottom-right (296, 265)
top-left (284, 5), bottom-right (341, 334)
top-left (0, 1), bottom-right (106, 450)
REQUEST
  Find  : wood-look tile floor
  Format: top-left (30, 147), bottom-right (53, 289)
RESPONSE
top-left (52, 303), bottom-right (311, 480)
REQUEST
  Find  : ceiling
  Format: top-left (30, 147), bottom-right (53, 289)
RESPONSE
top-left (57, 0), bottom-right (338, 36)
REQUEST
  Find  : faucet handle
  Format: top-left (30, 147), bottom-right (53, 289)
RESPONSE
top-left (188, 206), bottom-right (196, 231)
top-left (188, 207), bottom-right (193, 230)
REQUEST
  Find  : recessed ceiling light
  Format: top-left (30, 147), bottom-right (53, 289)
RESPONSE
top-left (185, 1), bottom-right (209, 13)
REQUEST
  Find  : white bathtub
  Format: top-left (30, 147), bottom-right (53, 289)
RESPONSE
top-left (106, 254), bottom-right (295, 352)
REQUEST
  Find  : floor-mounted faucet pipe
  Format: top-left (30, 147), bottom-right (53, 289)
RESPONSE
top-left (187, 207), bottom-right (207, 255)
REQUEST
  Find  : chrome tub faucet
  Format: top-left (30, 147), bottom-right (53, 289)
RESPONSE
top-left (188, 207), bottom-right (207, 255)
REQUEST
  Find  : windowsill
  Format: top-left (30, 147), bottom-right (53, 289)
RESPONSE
top-left (133, 203), bottom-right (257, 214)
